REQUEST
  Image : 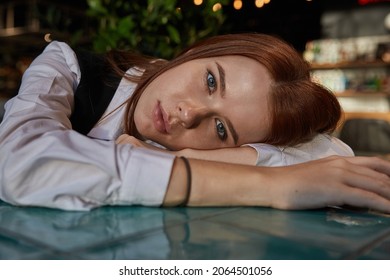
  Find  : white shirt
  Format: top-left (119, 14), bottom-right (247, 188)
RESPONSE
top-left (0, 41), bottom-right (353, 210)
top-left (247, 134), bottom-right (353, 166)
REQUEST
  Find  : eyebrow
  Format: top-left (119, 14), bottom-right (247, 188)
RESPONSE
top-left (216, 62), bottom-right (239, 145)
top-left (216, 62), bottom-right (226, 96)
top-left (225, 118), bottom-right (239, 145)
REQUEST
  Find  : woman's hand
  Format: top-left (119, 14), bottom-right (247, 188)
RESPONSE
top-left (116, 134), bottom-right (158, 149)
top-left (115, 134), bottom-right (139, 145)
top-left (267, 156), bottom-right (390, 213)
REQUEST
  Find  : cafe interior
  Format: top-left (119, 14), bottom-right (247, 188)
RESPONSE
top-left (0, 0), bottom-right (390, 260)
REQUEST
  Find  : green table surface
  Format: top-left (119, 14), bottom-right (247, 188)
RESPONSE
top-left (0, 200), bottom-right (389, 259)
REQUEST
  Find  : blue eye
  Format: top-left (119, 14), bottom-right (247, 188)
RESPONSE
top-left (215, 119), bottom-right (227, 141)
top-left (206, 71), bottom-right (216, 93)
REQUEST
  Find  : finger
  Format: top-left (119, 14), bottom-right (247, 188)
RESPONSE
top-left (116, 134), bottom-right (131, 144)
top-left (345, 156), bottom-right (390, 177)
top-left (335, 185), bottom-right (390, 214)
top-left (344, 166), bottom-right (390, 200)
top-left (318, 156), bottom-right (390, 199)
top-left (334, 157), bottom-right (390, 199)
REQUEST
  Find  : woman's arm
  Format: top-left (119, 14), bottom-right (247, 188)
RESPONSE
top-left (0, 41), bottom-right (175, 210)
top-left (115, 133), bottom-right (354, 166)
top-left (165, 156), bottom-right (390, 213)
top-left (116, 134), bottom-right (258, 165)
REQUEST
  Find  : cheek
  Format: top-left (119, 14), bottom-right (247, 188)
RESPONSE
top-left (133, 100), bottom-right (150, 134)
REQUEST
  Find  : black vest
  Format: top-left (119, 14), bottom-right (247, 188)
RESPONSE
top-left (70, 50), bottom-right (122, 135)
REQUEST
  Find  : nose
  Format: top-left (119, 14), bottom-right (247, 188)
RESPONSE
top-left (177, 100), bottom-right (209, 128)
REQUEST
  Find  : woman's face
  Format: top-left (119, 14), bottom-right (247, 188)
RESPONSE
top-left (133, 55), bottom-right (272, 150)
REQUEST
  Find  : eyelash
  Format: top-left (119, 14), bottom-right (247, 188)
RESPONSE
top-left (215, 119), bottom-right (227, 141)
top-left (205, 70), bottom-right (217, 94)
top-left (204, 69), bottom-right (227, 141)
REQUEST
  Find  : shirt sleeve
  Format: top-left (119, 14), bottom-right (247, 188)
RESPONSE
top-left (246, 134), bottom-right (354, 167)
top-left (0, 41), bottom-right (175, 211)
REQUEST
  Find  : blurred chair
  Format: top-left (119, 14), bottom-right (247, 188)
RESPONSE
top-left (338, 118), bottom-right (390, 155)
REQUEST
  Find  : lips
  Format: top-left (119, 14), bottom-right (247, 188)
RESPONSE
top-left (152, 102), bottom-right (170, 134)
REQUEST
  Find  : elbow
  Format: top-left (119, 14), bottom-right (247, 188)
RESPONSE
top-left (0, 178), bottom-right (97, 211)
top-left (0, 179), bottom-right (30, 207)
top-left (0, 164), bottom-right (41, 207)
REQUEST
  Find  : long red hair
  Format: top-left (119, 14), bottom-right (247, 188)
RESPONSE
top-left (107, 33), bottom-right (341, 146)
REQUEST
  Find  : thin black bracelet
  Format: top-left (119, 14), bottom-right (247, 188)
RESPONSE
top-left (179, 156), bottom-right (192, 207)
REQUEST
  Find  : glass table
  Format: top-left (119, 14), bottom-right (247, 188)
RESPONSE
top-left (1, 200), bottom-right (389, 260)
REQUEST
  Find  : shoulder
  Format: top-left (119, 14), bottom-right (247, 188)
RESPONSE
top-left (292, 134), bottom-right (353, 154)
top-left (31, 41), bottom-right (80, 82)
top-left (39, 41), bottom-right (76, 62)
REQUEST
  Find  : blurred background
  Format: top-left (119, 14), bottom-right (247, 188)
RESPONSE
top-left (1, 0), bottom-right (390, 155)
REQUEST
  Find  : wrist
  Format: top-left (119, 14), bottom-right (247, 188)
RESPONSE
top-left (162, 157), bottom-right (190, 207)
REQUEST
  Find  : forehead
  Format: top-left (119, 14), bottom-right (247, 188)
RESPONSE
top-left (213, 56), bottom-right (273, 145)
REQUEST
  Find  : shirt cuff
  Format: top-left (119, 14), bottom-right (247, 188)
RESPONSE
top-left (119, 147), bottom-right (175, 206)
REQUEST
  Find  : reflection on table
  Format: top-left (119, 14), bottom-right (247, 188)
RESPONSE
top-left (1, 200), bottom-right (390, 259)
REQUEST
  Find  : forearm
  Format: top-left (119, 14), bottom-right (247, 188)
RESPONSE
top-left (176, 146), bottom-right (258, 165)
top-left (163, 158), bottom-right (271, 207)
top-left (116, 134), bottom-right (258, 165)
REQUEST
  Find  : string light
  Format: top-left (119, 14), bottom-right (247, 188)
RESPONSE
top-left (233, 0), bottom-right (243, 10)
top-left (44, 33), bottom-right (52, 42)
top-left (255, 0), bottom-right (264, 8)
top-left (212, 2), bottom-right (222, 12)
top-left (191, 0), bottom-right (275, 11)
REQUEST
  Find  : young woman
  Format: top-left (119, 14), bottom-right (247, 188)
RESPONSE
top-left (0, 33), bottom-right (389, 212)
top-left (93, 33), bottom-right (353, 166)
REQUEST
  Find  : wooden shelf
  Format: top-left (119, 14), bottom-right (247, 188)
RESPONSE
top-left (311, 60), bottom-right (390, 70)
top-left (309, 38), bottom-right (390, 126)
top-left (334, 90), bottom-right (390, 97)
top-left (342, 111), bottom-right (390, 122)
